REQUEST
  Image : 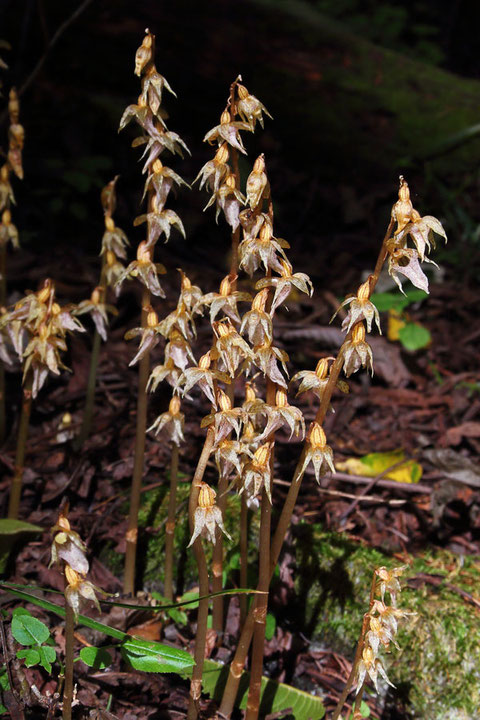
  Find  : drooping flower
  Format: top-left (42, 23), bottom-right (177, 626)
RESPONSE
top-left (201, 389), bottom-right (245, 445)
top-left (179, 351), bottom-right (231, 407)
top-left (241, 443), bottom-right (273, 503)
top-left (236, 84), bottom-right (272, 130)
top-left (331, 279), bottom-right (381, 335)
top-left (213, 318), bottom-right (253, 377)
top-left (115, 241), bottom-right (166, 297)
top-left (342, 323), bottom-right (374, 377)
top-left (148, 395), bottom-right (185, 446)
top-left (240, 288), bottom-right (273, 345)
top-left (188, 482), bottom-right (231, 546)
top-left (295, 422), bottom-right (335, 483)
top-left (199, 275), bottom-right (251, 325)
top-left (259, 388), bottom-right (305, 441)
top-left (203, 110), bottom-right (252, 154)
top-left (245, 154), bottom-right (268, 209)
top-left (256, 259), bottom-right (313, 315)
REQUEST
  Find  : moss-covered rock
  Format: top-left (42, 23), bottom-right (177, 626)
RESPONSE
top-left (293, 524), bottom-right (480, 719)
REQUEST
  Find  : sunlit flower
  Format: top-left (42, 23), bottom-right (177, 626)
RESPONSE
top-left (375, 566), bottom-right (407, 606)
top-left (188, 482), bottom-right (231, 546)
top-left (295, 422), bottom-right (335, 483)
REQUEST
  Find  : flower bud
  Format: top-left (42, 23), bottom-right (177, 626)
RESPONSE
top-left (135, 31), bottom-right (154, 76)
top-left (198, 482), bottom-right (216, 509)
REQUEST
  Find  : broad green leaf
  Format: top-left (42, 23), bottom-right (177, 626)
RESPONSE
top-left (121, 637), bottom-right (192, 673)
top-left (398, 322), bottom-right (431, 351)
top-left (371, 289), bottom-right (427, 313)
top-left (37, 645), bottom-right (56, 673)
top-left (0, 519), bottom-right (42, 573)
top-left (201, 660), bottom-right (325, 719)
top-left (11, 610), bottom-right (50, 646)
top-left (265, 612), bottom-right (276, 641)
top-left (0, 582), bottom-right (194, 673)
top-left (80, 647), bottom-right (112, 669)
top-left (336, 449), bottom-right (422, 484)
top-left (16, 648), bottom-right (40, 667)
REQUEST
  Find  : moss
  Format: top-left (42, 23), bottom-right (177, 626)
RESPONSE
top-left (293, 524), bottom-right (480, 719)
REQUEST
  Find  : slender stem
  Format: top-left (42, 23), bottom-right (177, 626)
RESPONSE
top-left (164, 442), bottom-right (179, 602)
top-left (211, 473), bottom-right (227, 633)
top-left (218, 219), bottom-right (395, 718)
top-left (62, 602), bottom-right (75, 720)
top-left (0, 241), bottom-right (6, 446)
top-left (76, 327), bottom-right (101, 447)
top-left (124, 288), bottom-right (151, 595)
top-left (239, 494), bottom-right (248, 626)
top-left (8, 373), bottom-right (33, 519)
top-left (187, 428), bottom-right (215, 720)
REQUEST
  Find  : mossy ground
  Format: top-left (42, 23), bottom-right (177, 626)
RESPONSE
top-left (293, 524), bottom-right (480, 719)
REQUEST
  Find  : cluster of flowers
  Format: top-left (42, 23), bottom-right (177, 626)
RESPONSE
top-left (74, 178), bottom-right (126, 340)
top-left (51, 510), bottom-right (101, 617)
top-left (0, 279), bottom-right (84, 397)
top-left (117, 29), bottom-right (189, 300)
top-left (355, 565), bottom-right (410, 693)
top-left (0, 88), bottom-right (24, 259)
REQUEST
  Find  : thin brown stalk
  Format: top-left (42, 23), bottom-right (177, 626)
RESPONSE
top-left (164, 442), bottom-right (179, 602)
top-left (62, 602), bottom-right (75, 720)
top-left (218, 219), bottom-right (395, 718)
top-left (0, 241), bottom-right (6, 445)
top-left (239, 494), bottom-right (248, 625)
top-left (187, 427), bottom-right (215, 720)
top-left (8, 372), bottom-right (33, 519)
top-left (123, 287), bottom-right (151, 595)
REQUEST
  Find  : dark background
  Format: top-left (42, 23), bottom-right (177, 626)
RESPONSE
top-left (1, 0), bottom-right (480, 296)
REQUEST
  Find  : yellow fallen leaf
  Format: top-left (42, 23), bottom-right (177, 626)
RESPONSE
top-left (336, 449), bottom-right (422, 483)
top-left (387, 308), bottom-right (405, 342)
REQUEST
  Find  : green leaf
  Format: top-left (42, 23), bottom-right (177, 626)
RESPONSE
top-left (0, 519), bottom-right (43, 573)
top-left (398, 322), bottom-right (431, 351)
top-left (16, 648), bottom-right (41, 667)
top-left (201, 659), bottom-right (325, 719)
top-left (0, 582), bottom-right (194, 674)
top-left (80, 646), bottom-right (112, 669)
top-left (11, 610), bottom-right (50, 646)
top-left (265, 612), bottom-right (276, 641)
top-left (37, 645), bottom-right (56, 673)
top-left (121, 637), bottom-right (192, 673)
top-left (370, 289), bottom-right (427, 313)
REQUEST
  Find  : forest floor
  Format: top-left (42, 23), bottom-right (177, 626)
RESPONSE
top-left (1, 241), bottom-right (480, 720)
